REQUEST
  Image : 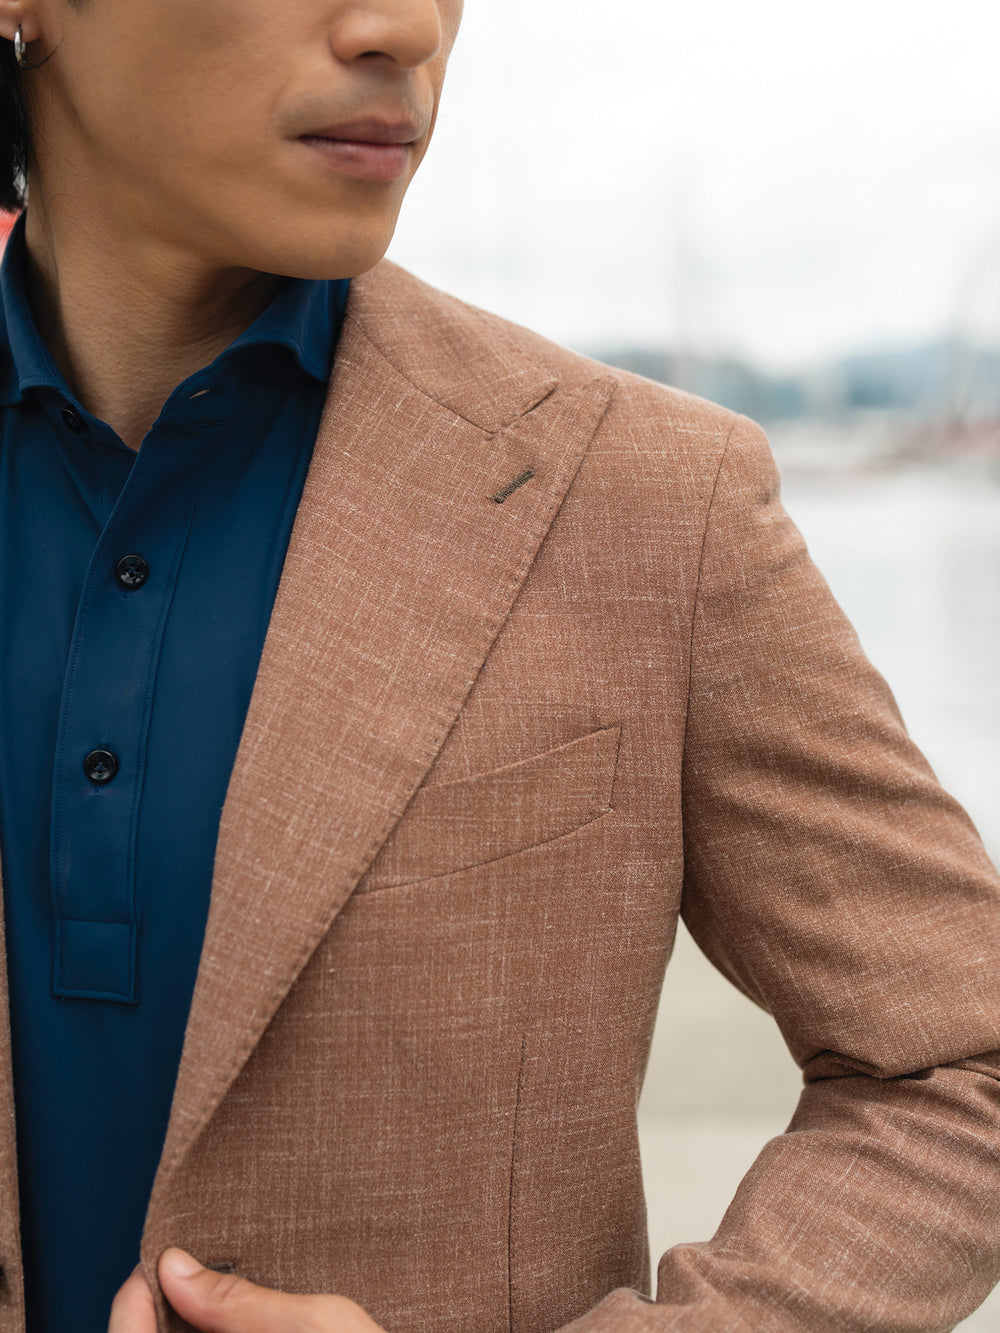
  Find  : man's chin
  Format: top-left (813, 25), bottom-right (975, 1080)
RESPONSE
top-left (240, 218), bottom-right (401, 283)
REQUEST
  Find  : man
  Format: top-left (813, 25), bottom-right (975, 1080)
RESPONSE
top-left (0, 1), bottom-right (999, 1331)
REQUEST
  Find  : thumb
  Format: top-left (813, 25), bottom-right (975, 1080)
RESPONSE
top-left (158, 1249), bottom-right (345, 1332)
top-left (108, 1263), bottom-right (158, 1333)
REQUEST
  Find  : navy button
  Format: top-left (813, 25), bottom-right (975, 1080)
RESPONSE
top-left (115, 554), bottom-right (149, 589)
top-left (83, 749), bottom-right (119, 785)
top-left (61, 406), bottom-right (86, 433)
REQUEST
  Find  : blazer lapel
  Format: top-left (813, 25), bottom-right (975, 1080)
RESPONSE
top-left (143, 266), bottom-right (614, 1242)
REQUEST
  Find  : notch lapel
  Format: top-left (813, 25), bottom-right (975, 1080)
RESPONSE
top-left (143, 269), bottom-right (615, 1250)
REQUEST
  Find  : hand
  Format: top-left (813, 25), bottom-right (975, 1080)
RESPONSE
top-left (108, 1249), bottom-right (387, 1332)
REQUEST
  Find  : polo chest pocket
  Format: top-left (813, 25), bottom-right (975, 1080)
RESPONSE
top-left (359, 725), bottom-right (622, 892)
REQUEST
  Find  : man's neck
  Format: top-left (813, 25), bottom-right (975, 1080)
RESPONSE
top-left (23, 199), bottom-right (281, 452)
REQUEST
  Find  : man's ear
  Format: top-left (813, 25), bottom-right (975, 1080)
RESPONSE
top-left (0, 1), bottom-right (42, 48)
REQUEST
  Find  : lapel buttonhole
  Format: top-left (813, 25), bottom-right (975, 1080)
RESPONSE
top-left (491, 469), bottom-right (536, 505)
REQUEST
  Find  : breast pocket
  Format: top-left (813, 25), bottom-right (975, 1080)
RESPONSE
top-left (359, 725), bottom-right (622, 892)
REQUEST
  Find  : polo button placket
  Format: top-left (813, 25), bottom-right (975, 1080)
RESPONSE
top-left (49, 426), bottom-right (216, 1004)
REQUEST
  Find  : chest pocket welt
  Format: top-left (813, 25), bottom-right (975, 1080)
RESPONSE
top-left (359, 725), bottom-right (622, 892)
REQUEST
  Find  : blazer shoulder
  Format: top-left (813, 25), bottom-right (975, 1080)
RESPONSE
top-left (347, 260), bottom-right (742, 452)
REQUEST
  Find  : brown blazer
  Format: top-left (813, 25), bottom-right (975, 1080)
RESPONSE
top-left (1, 262), bottom-right (999, 1333)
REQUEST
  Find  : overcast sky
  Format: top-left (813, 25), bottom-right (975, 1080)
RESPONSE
top-left (387, 0), bottom-right (1000, 368)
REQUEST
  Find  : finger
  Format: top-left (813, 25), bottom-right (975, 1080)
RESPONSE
top-left (107, 1264), bottom-right (158, 1333)
top-left (158, 1249), bottom-right (367, 1332)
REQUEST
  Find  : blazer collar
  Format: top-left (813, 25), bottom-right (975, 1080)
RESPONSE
top-left (124, 259), bottom-right (614, 1271)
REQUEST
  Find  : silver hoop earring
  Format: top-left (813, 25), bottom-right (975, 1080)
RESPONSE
top-left (14, 26), bottom-right (28, 68)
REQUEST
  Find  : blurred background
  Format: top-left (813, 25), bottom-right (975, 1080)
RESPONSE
top-left (389, 1), bottom-right (1000, 1325)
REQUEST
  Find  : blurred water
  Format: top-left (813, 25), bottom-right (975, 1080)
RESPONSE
top-left (638, 455), bottom-right (1000, 1330)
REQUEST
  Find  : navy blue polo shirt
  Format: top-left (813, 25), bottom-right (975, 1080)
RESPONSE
top-left (0, 214), bottom-right (347, 1332)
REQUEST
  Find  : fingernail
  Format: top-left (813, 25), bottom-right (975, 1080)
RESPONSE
top-left (162, 1248), bottom-right (203, 1279)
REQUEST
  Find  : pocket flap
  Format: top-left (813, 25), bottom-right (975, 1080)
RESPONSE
top-left (361, 725), bottom-right (621, 891)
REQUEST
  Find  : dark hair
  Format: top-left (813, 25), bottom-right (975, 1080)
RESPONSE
top-left (0, 41), bottom-right (30, 213)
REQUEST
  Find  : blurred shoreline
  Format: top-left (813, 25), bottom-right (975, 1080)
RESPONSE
top-left (585, 337), bottom-right (1000, 482)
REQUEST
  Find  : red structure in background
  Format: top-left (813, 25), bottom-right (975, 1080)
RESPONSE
top-left (0, 212), bottom-right (17, 251)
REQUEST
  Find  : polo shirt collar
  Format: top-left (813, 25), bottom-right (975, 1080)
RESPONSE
top-left (224, 267), bottom-right (348, 384)
top-left (0, 212), bottom-right (62, 407)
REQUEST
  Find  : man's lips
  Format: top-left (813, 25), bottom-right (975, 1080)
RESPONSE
top-left (301, 117), bottom-right (421, 145)
top-left (297, 117), bottom-right (421, 182)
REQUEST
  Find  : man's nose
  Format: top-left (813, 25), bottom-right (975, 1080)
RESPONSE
top-left (330, 0), bottom-right (444, 70)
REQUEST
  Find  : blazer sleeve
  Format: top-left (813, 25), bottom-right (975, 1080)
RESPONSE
top-left (561, 414), bottom-right (1000, 1332)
